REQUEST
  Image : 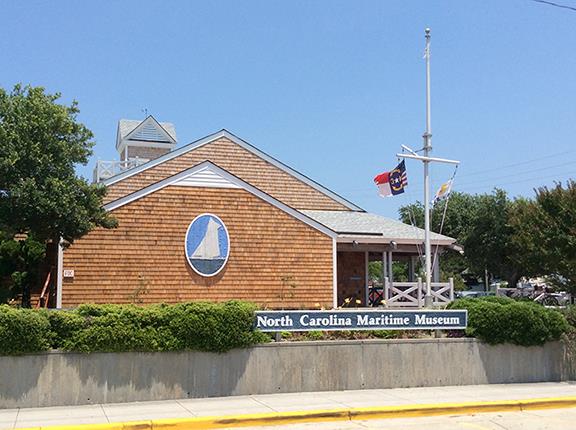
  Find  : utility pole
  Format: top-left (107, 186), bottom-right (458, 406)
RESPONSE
top-left (396, 28), bottom-right (460, 308)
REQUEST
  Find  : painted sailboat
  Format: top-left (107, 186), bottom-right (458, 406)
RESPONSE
top-left (191, 218), bottom-right (222, 259)
top-left (188, 217), bottom-right (227, 275)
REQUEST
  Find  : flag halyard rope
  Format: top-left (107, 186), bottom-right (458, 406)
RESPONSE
top-left (431, 164), bottom-right (459, 276)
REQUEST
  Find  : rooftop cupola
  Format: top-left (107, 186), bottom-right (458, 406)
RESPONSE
top-left (117, 115), bottom-right (177, 161)
top-left (93, 116), bottom-right (177, 182)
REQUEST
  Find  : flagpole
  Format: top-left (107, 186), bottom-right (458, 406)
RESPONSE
top-left (423, 28), bottom-right (433, 307)
top-left (395, 28), bottom-right (460, 308)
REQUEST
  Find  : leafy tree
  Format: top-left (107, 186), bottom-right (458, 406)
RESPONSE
top-left (0, 84), bottom-right (117, 306)
top-left (400, 181), bottom-right (576, 293)
top-left (399, 192), bottom-right (475, 285)
top-left (462, 189), bottom-right (516, 284)
top-left (399, 191), bottom-right (477, 241)
top-left (0, 232), bottom-right (45, 304)
top-left (399, 189), bottom-right (519, 286)
top-left (508, 181), bottom-right (576, 293)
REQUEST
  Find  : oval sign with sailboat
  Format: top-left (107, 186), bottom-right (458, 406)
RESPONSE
top-left (185, 214), bottom-right (230, 277)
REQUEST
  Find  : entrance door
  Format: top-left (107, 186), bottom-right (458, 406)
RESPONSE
top-left (336, 251), bottom-right (366, 307)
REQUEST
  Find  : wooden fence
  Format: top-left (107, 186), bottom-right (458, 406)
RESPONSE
top-left (383, 277), bottom-right (454, 308)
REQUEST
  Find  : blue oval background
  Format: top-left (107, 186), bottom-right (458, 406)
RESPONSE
top-left (185, 214), bottom-right (230, 276)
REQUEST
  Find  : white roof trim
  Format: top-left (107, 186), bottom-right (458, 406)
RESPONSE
top-left (103, 129), bottom-right (363, 212)
top-left (336, 236), bottom-right (455, 246)
top-left (116, 140), bottom-right (174, 158)
top-left (103, 161), bottom-right (337, 239)
top-left (174, 165), bottom-right (241, 189)
top-left (124, 116), bottom-right (176, 144)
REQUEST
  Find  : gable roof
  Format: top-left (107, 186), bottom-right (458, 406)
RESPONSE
top-left (117, 116), bottom-right (177, 148)
top-left (104, 161), bottom-right (337, 239)
top-left (104, 129), bottom-right (363, 212)
top-left (301, 210), bottom-right (456, 245)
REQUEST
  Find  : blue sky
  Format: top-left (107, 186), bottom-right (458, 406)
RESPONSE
top-left (2, 0), bottom-right (575, 218)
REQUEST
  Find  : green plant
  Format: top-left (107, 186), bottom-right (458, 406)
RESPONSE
top-left (370, 330), bottom-right (397, 339)
top-left (472, 295), bottom-right (515, 305)
top-left (304, 330), bottom-right (324, 340)
top-left (62, 305), bottom-right (171, 353)
top-left (0, 301), bottom-right (270, 355)
top-left (42, 309), bottom-right (85, 349)
top-left (278, 275), bottom-right (298, 306)
top-left (125, 273), bottom-right (150, 304)
top-left (0, 85), bottom-right (117, 306)
top-left (64, 301), bottom-right (269, 353)
top-left (560, 305), bottom-right (576, 329)
top-left (167, 301), bottom-right (268, 352)
top-left (0, 305), bottom-right (51, 354)
top-left (448, 297), bottom-right (569, 346)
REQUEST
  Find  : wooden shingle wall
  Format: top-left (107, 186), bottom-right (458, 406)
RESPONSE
top-left (62, 186), bottom-right (334, 308)
top-left (104, 137), bottom-right (350, 211)
top-left (121, 146), bottom-right (170, 161)
top-left (337, 251), bottom-right (366, 307)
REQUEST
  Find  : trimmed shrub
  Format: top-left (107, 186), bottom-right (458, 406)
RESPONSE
top-left (472, 296), bottom-right (515, 305)
top-left (41, 310), bottom-right (86, 349)
top-left (0, 305), bottom-right (51, 354)
top-left (166, 301), bottom-right (269, 352)
top-left (561, 305), bottom-right (576, 329)
top-left (62, 305), bottom-right (182, 352)
top-left (0, 301), bottom-right (269, 355)
top-left (62, 305), bottom-right (170, 353)
top-left (61, 301), bottom-right (268, 353)
top-left (448, 297), bottom-right (569, 346)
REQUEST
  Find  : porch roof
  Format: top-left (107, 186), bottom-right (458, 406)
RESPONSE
top-left (300, 210), bottom-right (457, 246)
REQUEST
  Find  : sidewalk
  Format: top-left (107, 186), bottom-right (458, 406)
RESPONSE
top-left (1, 382), bottom-right (575, 429)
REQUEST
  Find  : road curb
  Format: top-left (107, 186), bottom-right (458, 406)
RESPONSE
top-left (15, 396), bottom-right (576, 430)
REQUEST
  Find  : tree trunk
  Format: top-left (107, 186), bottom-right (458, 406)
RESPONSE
top-left (21, 279), bottom-right (31, 308)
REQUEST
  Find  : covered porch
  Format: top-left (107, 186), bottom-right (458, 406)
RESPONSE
top-left (301, 210), bottom-right (459, 308)
top-left (336, 243), bottom-right (454, 308)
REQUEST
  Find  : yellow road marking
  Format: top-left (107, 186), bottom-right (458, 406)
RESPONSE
top-left (13, 396), bottom-right (576, 430)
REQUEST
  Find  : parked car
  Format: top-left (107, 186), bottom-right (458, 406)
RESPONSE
top-left (455, 290), bottom-right (494, 299)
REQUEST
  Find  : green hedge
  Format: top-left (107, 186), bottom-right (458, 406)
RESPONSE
top-left (448, 296), bottom-right (569, 346)
top-left (0, 301), bottom-right (269, 355)
top-left (1, 298), bottom-right (571, 355)
top-left (0, 305), bottom-right (52, 354)
top-left (560, 305), bottom-right (576, 330)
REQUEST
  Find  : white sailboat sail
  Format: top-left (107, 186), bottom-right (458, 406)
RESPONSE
top-left (191, 218), bottom-right (222, 259)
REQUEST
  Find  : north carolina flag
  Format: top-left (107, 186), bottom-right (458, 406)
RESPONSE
top-left (374, 161), bottom-right (408, 197)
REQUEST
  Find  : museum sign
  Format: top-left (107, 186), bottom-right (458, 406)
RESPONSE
top-left (254, 309), bottom-right (467, 332)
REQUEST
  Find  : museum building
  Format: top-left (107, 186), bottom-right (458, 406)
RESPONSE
top-left (50, 116), bottom-right (456, 309)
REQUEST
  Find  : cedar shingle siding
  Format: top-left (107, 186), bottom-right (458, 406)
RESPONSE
top-left (105, 137), bottom-right (350, 211)
top-left (121, 146), bottom-right (170, 161)
top-left (62, 186), bottom-right (333, 308)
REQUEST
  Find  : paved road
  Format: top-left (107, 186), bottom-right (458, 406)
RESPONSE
top-left (239, 408), bottom-right (576, 430)
top-left (1, 382), bottom-right (575, 429)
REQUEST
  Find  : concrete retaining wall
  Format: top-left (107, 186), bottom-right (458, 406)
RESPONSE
top-left (0, 338), bottom-right (573, 409)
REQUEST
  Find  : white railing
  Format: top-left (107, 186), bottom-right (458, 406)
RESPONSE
top-left (384, 280), bottom-right (421, 307)
top-left (384, 277), bottom-right (454, 308)
top-left (93, 158), bottom-right (148, 183)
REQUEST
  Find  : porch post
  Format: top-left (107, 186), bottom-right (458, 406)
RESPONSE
top-left (332, 238), bottom-right (337, 309)
top-left (56, 238), bottom-right (63, 309)
top-left (382, 251), bottom-right (387, 306)
top-left (388, 251), bottom-right (394, 284)
top-left (364, 251), bottom-right (369, 306)
top-left (433, 254), bottom-right (440, 283)
top-left (382, 252), bottom-right (387, 283)
top-left (408, 256), bottom-right (415, 282)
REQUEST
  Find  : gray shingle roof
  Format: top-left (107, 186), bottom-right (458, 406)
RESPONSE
top-left (300, 210), bottom-right (455, 244)
top-left (119, 118), bottom-right (177, 141)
